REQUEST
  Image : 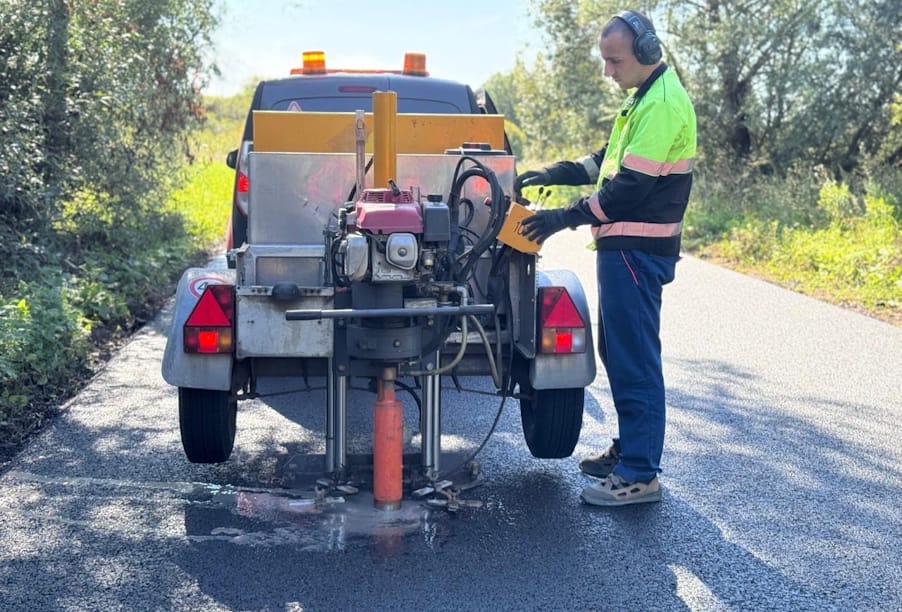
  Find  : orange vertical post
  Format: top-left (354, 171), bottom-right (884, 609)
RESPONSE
top-left (373, 91), bottom-right (397, 189)
top-left (373, 368), bottom-right (403, 510)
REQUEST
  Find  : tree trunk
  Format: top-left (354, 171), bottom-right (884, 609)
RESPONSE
top-left (43, 0), bottom-right (70, 190)
top-left (708, 0), bottom-right (752, 161)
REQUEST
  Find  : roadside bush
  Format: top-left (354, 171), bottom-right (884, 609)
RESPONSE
top-left (0, 277), bottom-right (90, 427)
top-left (701, 168), bottom-right (901, 318)
top-left (817, 180), bottom-right (862, 222)
top-left (0, 1), bottom-right (219, 455)
top-left (684, 163), bottom-right (823, 248)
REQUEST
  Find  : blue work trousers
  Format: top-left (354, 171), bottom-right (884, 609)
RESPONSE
top-left (596, 249), bottom-right (677, 483)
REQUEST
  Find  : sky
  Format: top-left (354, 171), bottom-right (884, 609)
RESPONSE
top-left (206, 0), bottom-right (540, 97)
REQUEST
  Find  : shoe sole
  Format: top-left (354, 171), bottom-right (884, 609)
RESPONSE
top-left (579, 489), bottom-right (662, 507)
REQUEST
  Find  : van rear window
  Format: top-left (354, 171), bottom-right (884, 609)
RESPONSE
top-left (271, 98), bottom-right (465, 114)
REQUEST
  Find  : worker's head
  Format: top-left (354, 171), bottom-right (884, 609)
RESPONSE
top-left (598, 10), bottom-right (662, 90)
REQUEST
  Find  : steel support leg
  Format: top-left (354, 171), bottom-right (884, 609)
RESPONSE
top-left (326, 361), bottom-right (348, 477)
top-left (420, 352), bottom-right (442, 481)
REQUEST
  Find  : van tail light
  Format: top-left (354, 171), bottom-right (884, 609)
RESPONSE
top-left (538, 287), bottom-right (587, 354)
top-left (233, 140), bottom-right (252, 217)
top-left (237, 172), bottom-right (249, 193)
top-left (184, 284), bottom-right (235, 354)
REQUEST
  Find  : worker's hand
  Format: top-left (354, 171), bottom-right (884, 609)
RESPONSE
top-left (514, 169), bottom-right (551, 190)
top-left (520, 209), bottom-right (573, 244)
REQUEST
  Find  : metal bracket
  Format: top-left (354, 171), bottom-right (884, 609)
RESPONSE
top-left (413, 478), bottom-right (483, 512)
top-left (315, 477), bottom-right (360, 504)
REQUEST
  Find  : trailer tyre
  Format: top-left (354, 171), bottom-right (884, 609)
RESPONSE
top-left (178, 387), bottom-right (237, 463)
top-left (519, 386), bottom-right (584, 459)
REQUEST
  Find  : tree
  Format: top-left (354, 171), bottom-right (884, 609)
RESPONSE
top-left (0, 0), bottom-right (219, 288)
top-left (667, 0), bottom-right (902, 173)
top-left (482, 70), bottom-right (521, 127)
top-left (513, 1), bottom-right (624, 160)
top-left (519, 0), bottom-right (902, 174)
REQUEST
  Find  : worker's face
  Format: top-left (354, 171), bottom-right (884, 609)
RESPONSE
top-left (599, 30), bottom-right (644, 90)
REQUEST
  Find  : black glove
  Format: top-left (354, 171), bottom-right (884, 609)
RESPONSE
top-left (520, 208), bottom-right (575, 244)
top-left (514, 169), bottom-right (551, 190)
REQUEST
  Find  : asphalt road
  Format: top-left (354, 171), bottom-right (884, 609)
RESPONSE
top-left (1, 227), bottom-right (900, 611)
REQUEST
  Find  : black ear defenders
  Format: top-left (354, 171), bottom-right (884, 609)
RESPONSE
top-left (615, 10), bottom-right (662, 65)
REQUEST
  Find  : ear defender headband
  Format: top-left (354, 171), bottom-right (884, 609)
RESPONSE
top-left (615, 10), bottom-right (662, 65)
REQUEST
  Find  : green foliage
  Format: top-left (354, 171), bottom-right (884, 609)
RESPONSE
top-left (1, 0), bottom-right (218, 258)
top-left (168, 160), bottom-right (233, 243)
top-left (703, 174), bottom-right (901, 317)
top-left (169, 86), bottom-right (254, 246)
top-left (0, 276), bottom-right (91, 422)
top-left (506, 0), bottom-right (624, 159)
top-left (0, 2), bottom-right (51, 226)
top-left (513, 0), bottom-right (902, 175)
top-left (683, 164), bottom-right (824, 248)
top-left (0, 0), bottom-right (221, 447)
top-left (482, 71), bottom-right (521, 127)
top-left (768, 199), bottom-right (901, 309)
top-left (503, 120), bottom-right (527, 160)
top-left (817, 180), bottom-right (861, 222)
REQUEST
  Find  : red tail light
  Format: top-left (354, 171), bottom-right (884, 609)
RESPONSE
top-left (234, 140), bottom-right (252, 217)
top-left (184, 284), bottom-right (235, 354)
top-left (538, 287), bottom-right (586, 354)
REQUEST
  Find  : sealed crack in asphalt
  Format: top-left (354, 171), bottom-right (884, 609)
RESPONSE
top-left (4, 469), bottom-right (462, 551)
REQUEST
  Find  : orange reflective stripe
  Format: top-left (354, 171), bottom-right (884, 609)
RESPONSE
top-left (592, 221), bottom-right (682, 239)
top-left (622, 154), bottom-right (695, 177)
top-left (588, 195), bottom-right (611, 223)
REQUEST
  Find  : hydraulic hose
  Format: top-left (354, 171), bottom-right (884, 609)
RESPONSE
top-left (467, 314), bottom-right (500, 388)
top-left (408, 287), bottom-right (470, 377)
top-left (445, 156), bottom-right (509, 284)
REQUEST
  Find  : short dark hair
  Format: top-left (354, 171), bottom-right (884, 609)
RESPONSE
top-left (602, 17), bottom-right (633, 39)
top-left (601, 10), bottom-right (656, 39)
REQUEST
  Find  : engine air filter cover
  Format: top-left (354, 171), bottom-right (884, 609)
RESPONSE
top-left (354, 189), bottom-right (423, 234)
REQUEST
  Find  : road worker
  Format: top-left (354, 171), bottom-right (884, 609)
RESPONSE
top-left (517, 10), bottom-right (697, 506)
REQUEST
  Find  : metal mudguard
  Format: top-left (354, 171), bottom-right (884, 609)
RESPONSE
top-left (529, 269), bottom-right (597, 390)
top-left (161, 267), bottom-right (236, 391)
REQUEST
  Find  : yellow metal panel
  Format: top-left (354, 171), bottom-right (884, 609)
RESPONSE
top-left (253, 111), bottom-right (505, 154)
top-left (254, 112), bottom-right (369, 153)
top-left (396, 114), bottom-right (505, 153)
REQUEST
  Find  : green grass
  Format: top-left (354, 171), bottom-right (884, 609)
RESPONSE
top-left (697, 172), bottom-right (901, 324)
top-left (166, 89), bottom-right (251, 249)
top-left (168, 161), bottom-right (234, 248)
top-left (517, 157), bottom-right (901, 325)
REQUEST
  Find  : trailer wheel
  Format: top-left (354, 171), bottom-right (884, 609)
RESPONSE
top-left (519, 385), bottom-right (584, 459)
top-left (178, 387), bottom-right (237, 463)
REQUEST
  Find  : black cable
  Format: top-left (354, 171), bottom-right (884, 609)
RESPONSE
top-left (445, 156), bottom-right (508, 283)
top-left (349, 380), bottom-right (422, 414)
top-left (459, 197), bottom-right (475, 229)
top-left (455, 172), bottom-right (507, 282)
top-left (436, 394), bottom-right (507, 481)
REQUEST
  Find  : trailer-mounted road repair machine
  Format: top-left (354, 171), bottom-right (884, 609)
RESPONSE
top-left (162, 52), bottom-right (595, 509)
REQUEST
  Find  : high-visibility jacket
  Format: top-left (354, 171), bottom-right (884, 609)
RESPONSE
top-left (546, 64), bottom-right (697, 256)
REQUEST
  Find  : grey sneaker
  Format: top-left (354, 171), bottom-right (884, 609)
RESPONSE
top-left (580, 473), bottom-right (662, 507)
top-left (578, 442), bottom-right (620, 478)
